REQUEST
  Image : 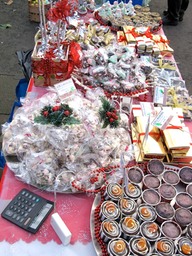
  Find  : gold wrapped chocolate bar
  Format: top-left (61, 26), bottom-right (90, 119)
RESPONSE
top-left (123, 25), bottom-right (136, 44)
top-left (131, 116), bottom-right (166, 162)
top-left (161, 114), bottom-right (191, 163)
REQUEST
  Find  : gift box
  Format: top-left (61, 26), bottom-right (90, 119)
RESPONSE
top-left (31, 40), bottom-right (82, 87)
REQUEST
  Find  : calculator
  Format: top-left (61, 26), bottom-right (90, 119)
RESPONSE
top-left (1, 188), bottom-right (54, 234)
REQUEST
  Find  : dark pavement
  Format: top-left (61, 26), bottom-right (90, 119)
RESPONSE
top-left (0, 0), bottom-right (192, 143)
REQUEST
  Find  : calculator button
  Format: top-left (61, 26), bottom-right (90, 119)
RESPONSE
top-left (28, 208), bottom-right (32, 213)
top-left (24, 217), bottom-right (31, 226)
top-left (32, 196), bottom-right (36, 201)
top-left (16, 216), bottom-right (21, 221)
top-left (13, 207), bottom-right (17, 212)
top-left (24, 213), bottom-right (28, 217)
top-left (12, 213), bottom-right (17, 219)
top-left (21, 198), bottom-right (25, 202)
top-left (20, 211), bottom-right (25, 215)
top-left (32, 203), bottom-right (36, 207)
top-left (19, 217), bottom-right (24, 223)
top-left (21, 204), bottom-right (25, 209)
top-left (17, 209), bottom-right (21, 214)
top-left (25, 192), bottom-right (29, 197)
top-left (4, 210), bottom-right (14, 217)
top-left (21, 191), bottom-right (26, 195)
top-left (35, 198), bottom-right (40, 203)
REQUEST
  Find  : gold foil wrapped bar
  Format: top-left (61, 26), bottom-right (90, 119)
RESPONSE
top-left (123, 26), bottom-right (136, 43)
top-left (132, 116), bottom-right (166, 162)
top-left (163, 122), bottom-right (191, 153)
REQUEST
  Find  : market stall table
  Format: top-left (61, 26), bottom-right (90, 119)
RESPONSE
top-left (0, 2), bottom-right (192, 252)
top-left (0, 79), bottom-right (98, 256)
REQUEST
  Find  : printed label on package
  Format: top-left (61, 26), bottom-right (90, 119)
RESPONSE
top-left (140, 102), bottom-right (155, 116)
top-left (54, 78), bottom-right (77, 100)
top-left (151, 109), bottom-right (173, 130)
top-left (153, 86), bottom-right (167, 105)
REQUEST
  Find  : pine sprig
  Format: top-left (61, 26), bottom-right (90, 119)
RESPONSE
top-left (99, 97), bottom-right (120, 128)
top-left (34, 104), bottom-right (80, 127)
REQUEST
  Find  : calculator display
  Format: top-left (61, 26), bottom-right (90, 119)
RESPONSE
top-left (1, 188), bottom-right (54, 233)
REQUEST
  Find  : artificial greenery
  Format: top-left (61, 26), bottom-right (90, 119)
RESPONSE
top-left (34, 103), bottom-right (80, 127)
top-left (99, 97), bottom-right (120, 128)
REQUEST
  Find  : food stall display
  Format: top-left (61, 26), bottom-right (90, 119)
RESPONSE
top-left (1, 0), bottom-right (192, 255)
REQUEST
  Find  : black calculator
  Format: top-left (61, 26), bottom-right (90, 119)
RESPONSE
top-left (1, 188), bottom-right (54, 234)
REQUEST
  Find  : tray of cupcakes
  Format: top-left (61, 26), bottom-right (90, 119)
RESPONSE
top-left (90, 159), bottom-right (192, 256)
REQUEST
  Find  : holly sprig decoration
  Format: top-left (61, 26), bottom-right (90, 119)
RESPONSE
top-left (99, 97), bottom-right (120, 128)
top-left (34, 103), bottom-right (80, 127)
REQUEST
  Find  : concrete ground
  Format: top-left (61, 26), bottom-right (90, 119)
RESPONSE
top-left (0, 0), bottom-right (192, 145)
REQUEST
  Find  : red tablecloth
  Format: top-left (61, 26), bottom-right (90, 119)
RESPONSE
top-left (0, 166), bottom-right (94, 245)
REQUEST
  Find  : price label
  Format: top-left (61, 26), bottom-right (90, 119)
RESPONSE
top-left (151, 109), bottom-right (173, 130)
top-left (54, 78), bottom-right (76, 100)
top-left (153, 86), bottom-right (167, 105)
top-left (140, 102), bottom-right (155, 116)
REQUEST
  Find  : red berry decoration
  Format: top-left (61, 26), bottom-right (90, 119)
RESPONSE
top-left (43, 111), bottom-right (49, 117)
top-left (109, 118), bottom-right (114, 123)
top-left (52, 106), bottom-right (59, 112)
top-left (106, 111), bottom-right (111, 117)
top-left (34, 104), bottom-right (80, 127)
top-left (64, 110), bottom-right (70, 116)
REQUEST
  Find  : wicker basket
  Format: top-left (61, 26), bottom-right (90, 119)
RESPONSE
top-left (28, 1), bottom-right (50, 23)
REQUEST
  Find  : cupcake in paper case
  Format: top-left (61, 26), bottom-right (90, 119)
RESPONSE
top-left (162, 170), bottom-right (180, 186)
top-left (177, 237), bottom-right (192, 255)
top-left (158, 183), bottom-right (177, 202)
top-left (107, 238), bottom-right (130, 256)
top-left (143, 174), bottom-right (161, 190)
top-left (175, 192), bottom-right (192, 209)
top-left (126, 167), bottom-right (144, 186)
top-left (155, 202), bottom-right (175, 224)
top-left (104, 182), bottom-right (123, 201)
top-left (147, 158), bottom-right (165, 176)
top-left (140, 221), bottom-right (161, 242)
top-left (155, 237), bottom-right (175, 256)
top-left (142, 188), bottom-right (161, 206)
top-left (100, 219), bottom-right (121, 243)
top-left (120, 216), bottom-right (140, 239)
top-left (129, 236), bottom-right (151, 255)
top-left (138, 203), bottom-right (157, 222)
top-left (118, 197), bottom-right (137, 216)
top-left (174, 207), bottom-right (192, 228)
top-left (161, 220), bottom-right (182, 240)
top-left (100, 201), bottom-right (120, 221)
top-left (124, 183), bottom-right (141, 200)
top-left (179, 166), bottom-right (192, 185)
